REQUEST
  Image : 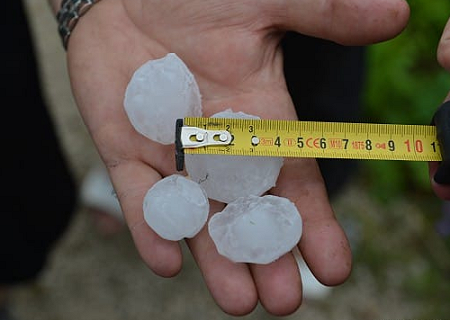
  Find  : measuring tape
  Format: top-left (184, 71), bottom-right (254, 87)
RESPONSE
top-left (175, 117), bottom-right (442, 170)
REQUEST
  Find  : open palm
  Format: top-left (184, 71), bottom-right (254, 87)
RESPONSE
top-left (64, 0), bottom-right (409, 315)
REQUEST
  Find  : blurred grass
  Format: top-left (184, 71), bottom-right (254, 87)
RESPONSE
top-left (358, 0), bottom-right (450, 318)
top-left (334, 183), bottom-right (450, 319)
top-left (362, 0), bottom-right (450, 200)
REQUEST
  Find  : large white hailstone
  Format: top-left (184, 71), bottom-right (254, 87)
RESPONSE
top-left (208, 195), bottom-right (302, 264)
top-left (124, 53), bottom-right (202, 145)
top-left (185, 109), bottom-right (284, 203)
top-left (143, 174), bottom-right (209, 241)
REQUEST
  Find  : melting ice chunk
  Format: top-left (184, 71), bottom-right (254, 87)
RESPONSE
top-left (143, 174), bottom-right (209, 241)
top-left (208, 195), bottom-right (302, 264)
top-left (124, 53), bottom-right (202, 145)
top-left (185, 109), bottom-right (283, 203)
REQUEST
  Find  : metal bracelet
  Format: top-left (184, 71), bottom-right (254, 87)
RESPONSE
top-left (56, 0), bottom-right (102, 50)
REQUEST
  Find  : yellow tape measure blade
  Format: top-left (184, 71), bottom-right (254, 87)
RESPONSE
top-left (182, 118), bottom-right (442, 162)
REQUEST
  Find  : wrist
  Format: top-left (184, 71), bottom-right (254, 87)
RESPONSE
top-left (55, 0), bottom-right (103, 50)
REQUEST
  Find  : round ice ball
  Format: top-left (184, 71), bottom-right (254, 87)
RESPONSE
top-left (143, 174), bottom-right (209, 241)
top-left (208, 195), bottom-right (302, 264)
top-left (185, 109), bottom-right (284, 203)
top-left (124, 53), bottom-right (202, 145)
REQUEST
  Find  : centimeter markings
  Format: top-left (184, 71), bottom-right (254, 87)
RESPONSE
top-left (183, 117), bottom-right (442, 161)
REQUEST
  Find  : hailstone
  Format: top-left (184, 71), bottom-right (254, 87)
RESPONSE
top-left (185, 109), bottom-right (284, 203)
top-left (208, 195), bottom-right (302, 264)
top-left (143, 174), bottom-right (209, 241)
top-left (124, 53), bottom-right (202, 144)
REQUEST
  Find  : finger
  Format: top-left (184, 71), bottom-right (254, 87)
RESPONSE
top-left (271, 158), bottom-right (352, 285)
top-left (249, 253), bottom-right (302, 316)
top-left (434, 18), bottom-right (450, 199)
top-left (429, 98), bottom-right (450, 200)
top-left (438, 18), bottom-right (450, 71)
top-left (429, 161), bottom-right (450, 200)
top-left (186, 201), bottom-right (258, 316)
top-left (268, 0), bottom-right (410, 45)
top-left (109, 159), bottom-right (183, 277)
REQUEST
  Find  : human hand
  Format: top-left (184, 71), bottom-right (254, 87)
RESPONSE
top-left (59, 0), bottom-right (409, 315)
top-left (430, 17), bottom-right (450, 200)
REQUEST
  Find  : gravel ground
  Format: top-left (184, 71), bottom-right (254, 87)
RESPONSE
top-left (12, 2), bottom-right (449, 319)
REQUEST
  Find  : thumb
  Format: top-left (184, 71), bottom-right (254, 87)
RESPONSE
top-left (269, 0), bottom-right (410, 45)
top-left (438, 18), bottom-right (450, 72)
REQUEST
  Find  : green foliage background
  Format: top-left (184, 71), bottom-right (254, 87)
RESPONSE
top-left (337, 3), bottom-right (450, 317)
top-left (362, 0), bottom-right (450, 200)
